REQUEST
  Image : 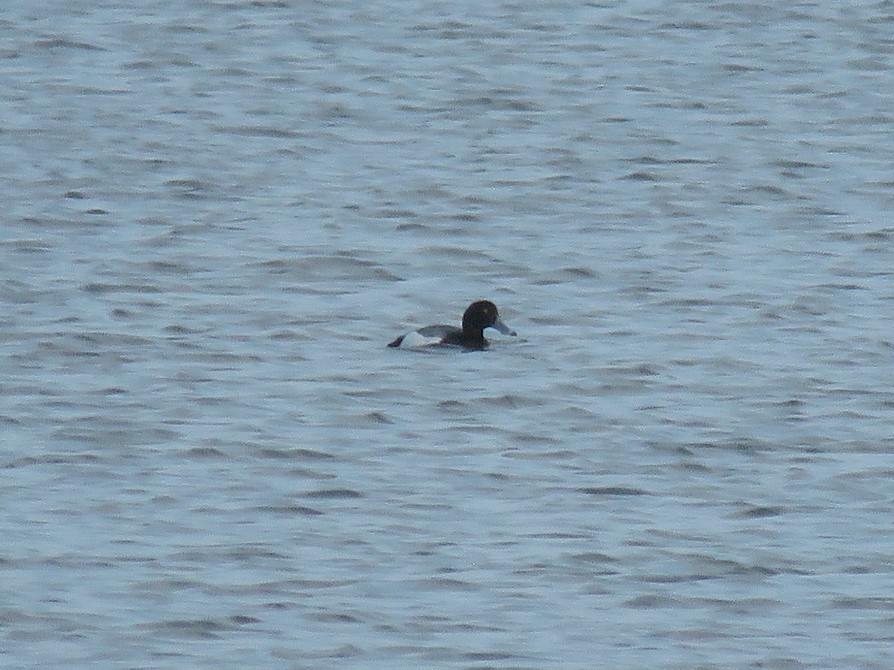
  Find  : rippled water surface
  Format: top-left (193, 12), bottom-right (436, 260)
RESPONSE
top-left (3, 1), bottom-right (894, 668)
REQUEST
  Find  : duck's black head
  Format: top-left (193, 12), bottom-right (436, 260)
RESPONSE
top-left (461, 300), bottom-right (516, 339)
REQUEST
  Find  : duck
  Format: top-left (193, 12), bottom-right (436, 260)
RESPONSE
top-left (388, 300), bottom-right (516, 349)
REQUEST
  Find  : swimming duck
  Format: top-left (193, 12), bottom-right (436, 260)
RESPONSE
top-left (388, 300), bottom-right (516, 349)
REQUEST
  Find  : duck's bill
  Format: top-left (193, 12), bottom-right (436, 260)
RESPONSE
top-left (489, 319), bottom-right (517, 336)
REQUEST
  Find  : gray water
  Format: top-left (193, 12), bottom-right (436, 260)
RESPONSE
top-left (3, 1), bottom-right (894, 668)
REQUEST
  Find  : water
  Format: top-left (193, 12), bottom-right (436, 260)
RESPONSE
top-left (3, 1), bottom-right (894, 668)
